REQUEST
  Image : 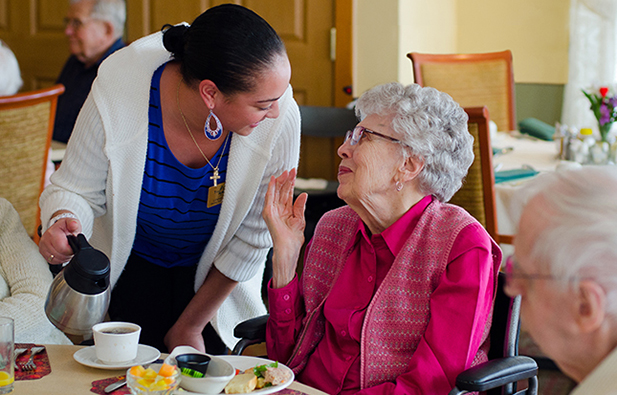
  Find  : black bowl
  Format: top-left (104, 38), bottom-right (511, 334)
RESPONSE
top-left (176, 353), bottom-right (211, 376)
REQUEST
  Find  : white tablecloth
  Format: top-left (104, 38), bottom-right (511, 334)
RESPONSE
top-left (491, 132), bottom-right (571, 245)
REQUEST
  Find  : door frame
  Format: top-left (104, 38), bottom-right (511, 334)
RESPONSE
top-left (334, 0), bottom-right (353, 107)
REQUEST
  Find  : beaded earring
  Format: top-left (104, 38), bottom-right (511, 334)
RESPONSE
top-left (204, 110), bottom-right (223, 141)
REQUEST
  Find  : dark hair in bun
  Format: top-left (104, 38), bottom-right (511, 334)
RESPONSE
top-left (161, 4), bottom-right (286, 95)
top-left (161, 24), bottom-right (189, 61)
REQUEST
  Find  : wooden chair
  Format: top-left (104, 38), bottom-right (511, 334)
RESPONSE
top-left (0, 84), bottom-right (65, 240)
top-left (407, 50), bottom-right (516, 132)
top-left (449, 107), bottom-right (513, 245)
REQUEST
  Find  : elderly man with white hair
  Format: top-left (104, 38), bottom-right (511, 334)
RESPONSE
top-left (505, 166), bottom-right (617, 394)
top-left (53, 0), bottom-right (126, 143)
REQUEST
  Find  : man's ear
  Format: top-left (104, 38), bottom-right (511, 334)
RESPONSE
top-left (399, 155), bottom-right (424, 183)
top-left (198, 80), bottom-right (219, 110)
top-left (102, 21), bottom-right (115, 39)
top-left (574, 280), bottom-right (606, 334)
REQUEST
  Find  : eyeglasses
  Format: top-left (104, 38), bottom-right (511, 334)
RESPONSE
top-left (344, 125), bottom-right (401, 146)
top-left (504, 256), bottom-right (563, 282)
top-left (63, 17), bottom-right (93, 30)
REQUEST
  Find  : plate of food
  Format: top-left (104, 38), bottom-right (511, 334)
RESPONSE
top-left (177, 355), bottom-right (294, 395)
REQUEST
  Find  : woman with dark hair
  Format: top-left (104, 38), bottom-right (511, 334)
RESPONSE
top-left (38, 4), bottom-right (300, 354)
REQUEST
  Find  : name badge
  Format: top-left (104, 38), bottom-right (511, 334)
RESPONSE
top-left (207, 182), bottom-right (225, 208)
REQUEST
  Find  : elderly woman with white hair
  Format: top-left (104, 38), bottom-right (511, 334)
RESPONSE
top-left (505, 166), bottom-right (617, 395)
top-left (264, 82), bottom-right (502, 394)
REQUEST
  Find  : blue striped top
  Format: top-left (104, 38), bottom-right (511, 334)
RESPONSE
top-left (131, 63), bottom-right (232, 268)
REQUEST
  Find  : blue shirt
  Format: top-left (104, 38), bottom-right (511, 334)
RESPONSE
top-left (132, 63), bottom-right (232, 268)
top-left (53, 38), bottom-right (125, 143)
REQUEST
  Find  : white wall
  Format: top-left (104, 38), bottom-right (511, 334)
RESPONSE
top-left (354, 0), bottom-right (400, 93)
top-left (457, 0), bottom-right (569, 84)
top-left (354, 0), bottom-right (569, 95)
top-left (398, 0), bottom-right (458, 85)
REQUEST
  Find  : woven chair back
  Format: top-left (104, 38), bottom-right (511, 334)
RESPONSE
top-left (407, 50), bottom-right (516, 132)
top-left (450, 120), bottom-right (487, 228)
top-left (0, 84), bottom-right (64, 238)
top-left (448, 106), bottom-right (508, 244)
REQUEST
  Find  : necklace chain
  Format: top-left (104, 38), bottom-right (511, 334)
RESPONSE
top-left (176, 78), bottom-right (230, 186)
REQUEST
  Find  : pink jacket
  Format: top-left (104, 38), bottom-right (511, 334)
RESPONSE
top-left (282, 201), bottom-right (501, 389)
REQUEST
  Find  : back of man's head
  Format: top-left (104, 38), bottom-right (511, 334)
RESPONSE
top-left (517, 166), bottom-right (617, 317)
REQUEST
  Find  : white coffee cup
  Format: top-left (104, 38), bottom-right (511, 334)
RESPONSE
top-left (92, 322), bottom-right (141, 364)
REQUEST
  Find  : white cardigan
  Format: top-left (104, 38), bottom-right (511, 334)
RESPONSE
top-left (40, 31), bottom-right (301, 348)
top-left (0, 199), bottom-right (72, 345)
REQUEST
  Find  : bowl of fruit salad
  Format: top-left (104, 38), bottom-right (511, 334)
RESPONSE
top-left (126, 362), bottom-right (180, 394)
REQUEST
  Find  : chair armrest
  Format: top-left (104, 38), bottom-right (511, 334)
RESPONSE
top-left (450, 356), bottom-right (538, 393)
top-left (231, 314), bottom-right (269, 356)
top-left (233, 314), bottom-right (269, 341)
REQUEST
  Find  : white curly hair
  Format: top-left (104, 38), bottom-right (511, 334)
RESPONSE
top-left (354, 82), bottom-right (474, 202)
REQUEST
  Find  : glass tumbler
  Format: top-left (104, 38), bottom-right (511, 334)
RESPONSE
top-left (0, 317), bottom-right (14, 393)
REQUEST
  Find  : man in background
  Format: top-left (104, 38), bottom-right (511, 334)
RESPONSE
top-left (54, 0), bottom-right (125, 143)
top-left (505, 166), bottom-right (617, 394)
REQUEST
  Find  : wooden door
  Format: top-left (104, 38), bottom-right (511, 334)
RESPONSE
top-left (126, 0), bottom-right (337, 106)
top-left (0, 0), bottom-right (70, 90)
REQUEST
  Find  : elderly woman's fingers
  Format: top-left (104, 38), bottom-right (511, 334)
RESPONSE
top-left (264, 170), bottom-right (306, 288)
top-left (279, 171), bottom-right (296, 208)
top-left (293, 192), bottom-right (308, 223)
top-left (265, 171), bottom-right (286, 208)
top-left (263, 169), bottom-right (306, 241)
top-left (264, 176), bottom-right (276, 210)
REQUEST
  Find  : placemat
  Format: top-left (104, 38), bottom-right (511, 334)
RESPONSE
top-left (278, 390), bottom-right (310, 395)
top-left (15, 343), bottom-right (51, 381)
top-left (91, 375), bottom-right (130, 395)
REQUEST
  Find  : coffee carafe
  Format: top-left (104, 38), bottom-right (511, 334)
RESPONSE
top-left (45, 233), bottom-right (111, 335)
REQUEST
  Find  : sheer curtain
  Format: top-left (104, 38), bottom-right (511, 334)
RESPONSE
top-left (561, 0), bottom-right (617, 132)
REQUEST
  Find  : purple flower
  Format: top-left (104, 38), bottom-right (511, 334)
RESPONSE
top-left (610, 96), bottom-right (617, 107)
top-left (600, 103), bottom-right (611, 125)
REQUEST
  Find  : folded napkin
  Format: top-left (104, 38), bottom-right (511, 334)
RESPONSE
top-left (518, 118), bottom-right (555, 141)
top-left (15, 343), bottom-right (51, 381)
top-left (91, 375), bottom-right (130, 395)
top-left (494, 168), bottom-right (539, 184)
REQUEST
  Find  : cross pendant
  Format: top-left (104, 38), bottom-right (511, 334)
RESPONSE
top-left (210, 168), bottom-right (221, 187)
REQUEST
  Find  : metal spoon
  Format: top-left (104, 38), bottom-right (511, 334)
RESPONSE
top-left (104, 378), bottom-right (127, 393)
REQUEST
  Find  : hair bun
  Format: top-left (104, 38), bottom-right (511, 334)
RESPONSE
top-left (162, 23), bottom-right (189, 60)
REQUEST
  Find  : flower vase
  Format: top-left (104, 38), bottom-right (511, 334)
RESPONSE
top-left (590, 140), bottom-right (610, 164)
top-left (599, 121), bottom-right (614, 143)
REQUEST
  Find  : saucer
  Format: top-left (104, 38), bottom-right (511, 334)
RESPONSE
top-left (74, 344), bottom-right (160, 370)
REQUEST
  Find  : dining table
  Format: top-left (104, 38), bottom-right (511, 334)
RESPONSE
top-left (491, 131), bottom-right (563, 238)
top-left (14, 344), bottom-right (328, 395)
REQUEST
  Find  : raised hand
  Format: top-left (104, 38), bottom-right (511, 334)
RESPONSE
top-left (263, 168), bottom-right (307, 288)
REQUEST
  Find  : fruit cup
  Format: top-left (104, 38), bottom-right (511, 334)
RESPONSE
top-left (126, 363), bottom-right (180, 395)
